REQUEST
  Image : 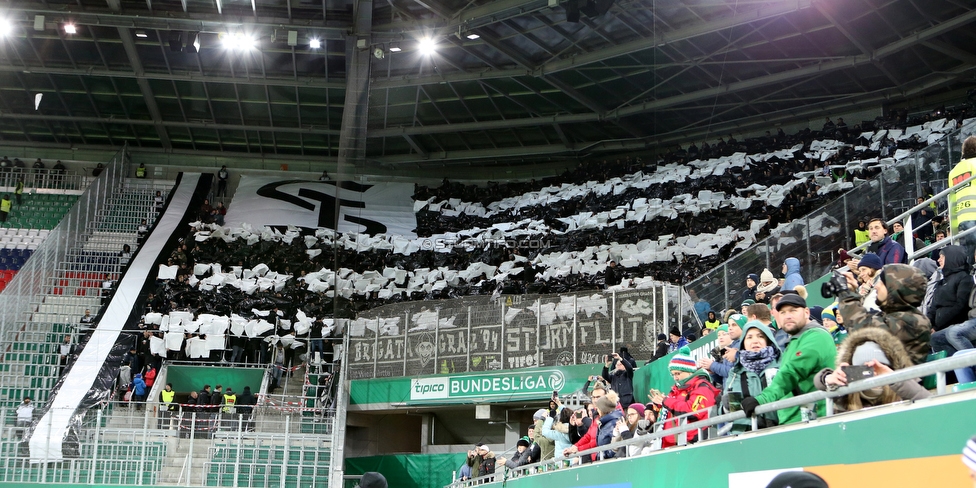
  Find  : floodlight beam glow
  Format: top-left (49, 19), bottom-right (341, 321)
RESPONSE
top-left (418, 37), bottom-right (436, 55)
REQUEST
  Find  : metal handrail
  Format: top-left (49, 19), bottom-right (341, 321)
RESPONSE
top-left (448, 351), bottom-right (976, 487)
top-left (846, 171), bottom-right (976, 256)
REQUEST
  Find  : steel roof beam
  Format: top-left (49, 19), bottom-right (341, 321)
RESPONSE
top-left (118, 27), bottom-right (172, 150)
top-left (4, 5), bottom-right (348, 39)
top-left (0, 113), bottom-right (341, 135)
top-left (369, 8), bottom-right (976, 138)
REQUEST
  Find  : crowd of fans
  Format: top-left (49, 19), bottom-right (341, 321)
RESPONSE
top-left (452, 121), bottom-right (976, 482)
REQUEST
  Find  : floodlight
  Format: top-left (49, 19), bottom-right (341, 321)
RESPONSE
top-left (418, 37), bottom-right (436, 56)
top-left (0, 19), bottom-right (11, 37)
top-left (388, 42), bottom-right (401, 52)
top-left (135, 30), bottom-right (148, 38)
top-left (309, 38), bottom-right (321, 49)
top-left (466, 33), bottom-right (480, 40)
top-left (63, 23), bottom-right (77, 35)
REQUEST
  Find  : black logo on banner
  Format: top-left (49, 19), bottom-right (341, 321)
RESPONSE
top-left (256, 180), bottom-right (387, 234)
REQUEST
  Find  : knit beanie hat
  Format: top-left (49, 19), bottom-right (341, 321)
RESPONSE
top-left (533, 409), bottom-right (548, 421)
top-left (715, 324), bottom-right (729, 334)
top-left (963, 435), bottom-right (976, 473)
top-left (517, 437), bottom-right (530, 448)
top-left (627, 403), bottom-right (646, 418)
top-left (740, 299), bottom-right (756, 307)
top-left (358, 472), bottom-right (388, 488)
top-left (859, 252), bottom-right (883, 270)
top-left (729, 314), bottom-right (747, 328)
top-left (669, 326), bottom-right (681, 337)
top-left (747, 273), bottom-right (760, 284)
top-left (759, 268), bottom-right (776, 283)
top-left (668, 346), bottom-right (697, 374)
top-left (852, 341), bottom-right (890, 366)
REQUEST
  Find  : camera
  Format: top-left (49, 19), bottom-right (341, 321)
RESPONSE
top-left (821, 270), bottom-right (849, 298)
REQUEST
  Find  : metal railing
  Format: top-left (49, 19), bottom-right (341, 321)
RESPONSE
top-left (0, 146), bottom-right (128, 333)
top-left (447, 352), bottom-right (976, 487)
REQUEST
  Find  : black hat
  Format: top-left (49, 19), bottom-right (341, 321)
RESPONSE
top-left (516, 438), bottom-right (530, 448)
top-left (765, 471), bottom-right (828, 488)
top-left (657, 333), bottom-right (667, 341)
top-left (775, 293), bottom-right (807, 311)
top-left (669, 327), bottom-right (681, 337)
top-left (358, 472), bottom-right (388, 488)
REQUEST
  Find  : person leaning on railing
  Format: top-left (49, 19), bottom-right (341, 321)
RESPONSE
top-left (813, 327), bottom-right (930, 412)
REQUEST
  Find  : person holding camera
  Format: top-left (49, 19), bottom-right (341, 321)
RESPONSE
top-left (834, 262), bottom-right (932, 365)
top-left (813, 328), bottom-right (930, 412)
top-left (602, 349), bottom-right (635, 406)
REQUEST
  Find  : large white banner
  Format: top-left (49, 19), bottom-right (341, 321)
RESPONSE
top-left (225, 176), bottom-right (418, 238)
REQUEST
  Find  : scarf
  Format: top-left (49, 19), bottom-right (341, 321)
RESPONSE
top-left (739, 346), bottom-right (777, 375)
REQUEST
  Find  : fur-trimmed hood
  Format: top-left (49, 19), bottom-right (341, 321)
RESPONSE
top-left (836, 327), bottom-right (913, 371)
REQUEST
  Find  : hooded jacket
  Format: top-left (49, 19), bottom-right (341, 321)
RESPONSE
top-left (781, 258), bottom-right (804, 291)
top-left (660, 370), bottom-right (719, 447)
top-left (595, 409), bottom-right (624, 459)
top-left (912, 257), bottom-right (940, 316)
top-left (754, 320), bottom-right (836, 425)
top-left (839, 264), bottom-right (932, 364)
top-left (723, 322), bottom-right (782, 433)
top-left (927, 245), bottom-right (974, 331)
top-left (813, 327), bottom-right (930, 412)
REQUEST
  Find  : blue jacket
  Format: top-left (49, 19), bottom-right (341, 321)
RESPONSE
top-left (668, 337), bottom-right (689, 352)
top-left (541, 414), bottom-right (572, 458)
top-left (870, 236), bottom-right (907, 265)
top-left (708, 338), bottom-right (740, 379)
top-left (693, 300), bottom-right (711, 323)
top-left (781, 258), bottom-right (804, 291)
top-left (132, 375), bottom-right (147, 396)
top-left (596, 409), bottom-right (624, 459)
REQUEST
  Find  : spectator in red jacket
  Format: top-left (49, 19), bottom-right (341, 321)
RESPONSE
top-left (649, 346), bottom-right (720, 448)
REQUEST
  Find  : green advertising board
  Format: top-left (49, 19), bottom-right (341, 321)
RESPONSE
top-left (350, 363), bottom-right (605, 407)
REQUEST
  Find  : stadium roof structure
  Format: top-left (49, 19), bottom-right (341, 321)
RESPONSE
top-left (0, 0), bottom-right (974, 168)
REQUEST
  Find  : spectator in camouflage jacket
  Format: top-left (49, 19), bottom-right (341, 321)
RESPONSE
top-left (837, 263), bottom-right (932, 365)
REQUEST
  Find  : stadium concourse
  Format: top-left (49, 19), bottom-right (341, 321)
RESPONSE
top-left (1, 1), bottom-right (976, 488)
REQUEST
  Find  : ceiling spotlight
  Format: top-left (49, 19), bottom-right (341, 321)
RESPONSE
top-left (63, 23), bottom-right (77, 35)
top-left (0, 19), bottom-right (11, 37)
top-left (388, 42), bottom-right (401, 52)
top-left (418, 37), bottom-right (436, 56)
top-left (221, 32), bottom-right (256, 51)
top-left (309, 38), bottom-right (321, 49)
top-left (135, 30), bottom-right (148, 38)
top-left (466, 33), bottom-right (480, 40)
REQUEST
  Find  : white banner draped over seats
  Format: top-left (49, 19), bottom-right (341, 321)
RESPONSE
top-left (29, 173), bottom-right (203, 462)
top-left (224, 176), bottom-right (418, 237)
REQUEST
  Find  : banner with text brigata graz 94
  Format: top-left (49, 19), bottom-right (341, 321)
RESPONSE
top-left (223, 175), bottom-right (418, 237)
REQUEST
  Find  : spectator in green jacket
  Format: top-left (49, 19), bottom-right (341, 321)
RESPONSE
top-left (740, 294), bottom-right (836, 425)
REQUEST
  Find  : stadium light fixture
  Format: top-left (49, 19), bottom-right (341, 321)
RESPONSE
top-left (418, 37), bottom-right (436, 56)
top-left (135, 30), bottom-right (148, 38)
top-left (466, 33), bottom-right (480, 40)
top-left (309, 38), bottom-right (321, 49)
top-left (388, 42), bottom-right (401, 52)
top-left (63, 23), bottom-right (77, 35)
top-left (222, 31), bottom-right (256, 51)
top-left (0, 19), bottom-right (11, 37)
